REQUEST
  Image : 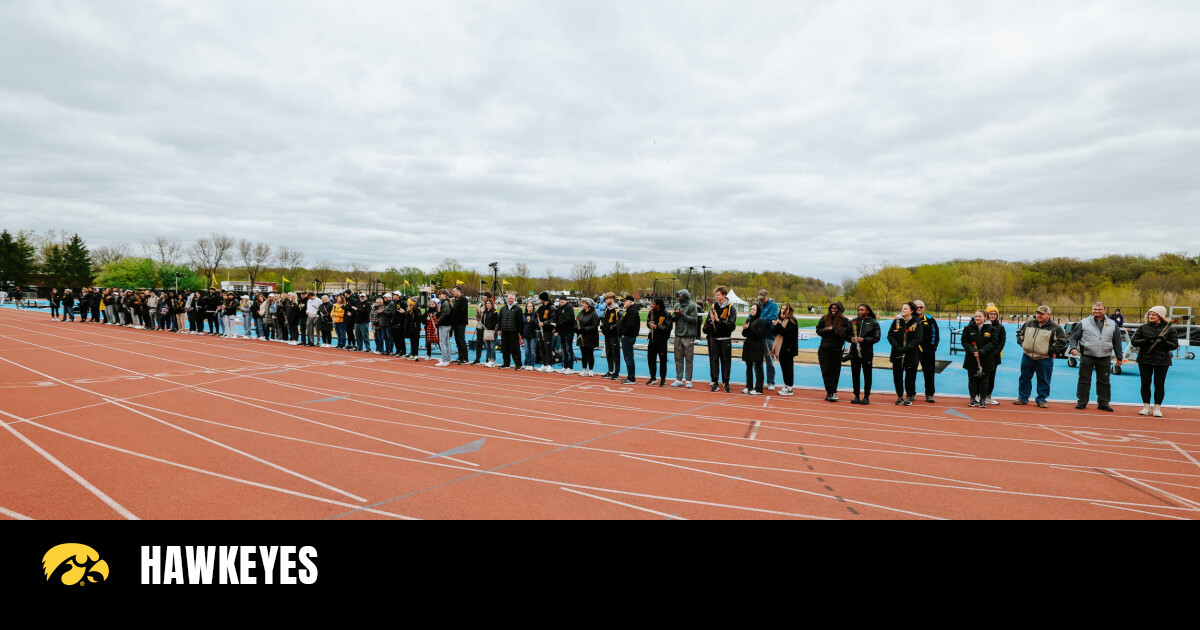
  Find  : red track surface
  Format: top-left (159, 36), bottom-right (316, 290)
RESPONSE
top-left (3, 306), bottom-right (1199, 520)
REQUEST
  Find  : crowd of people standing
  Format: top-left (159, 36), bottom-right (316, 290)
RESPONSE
top-left (27, 284), bottom-right (1180, 415)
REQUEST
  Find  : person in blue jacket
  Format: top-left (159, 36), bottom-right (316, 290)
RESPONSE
top-left (758, 290), bottom-right (779, 391)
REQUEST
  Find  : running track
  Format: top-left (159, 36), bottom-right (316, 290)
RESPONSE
top-left (2, 307), bottom-right (1199, 520)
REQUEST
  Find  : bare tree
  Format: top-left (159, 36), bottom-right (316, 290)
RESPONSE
top-left (142, 237), bottom-right (181, 266)
top-left (310, 259), bottom-right (335, 293)
top-left (237, 240), bottom-right (274, 293)
top-left (571, 261), bottom-right (599, 297)
top-left (508, 262), bottom-right (533, 297)
top-left (187, 233), bottom-right (234, 287)
top-left (276, 246), bottom-right (304, 288)
top-left (91, 242), bottom-right (132, 269)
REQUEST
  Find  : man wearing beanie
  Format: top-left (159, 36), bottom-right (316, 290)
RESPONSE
top-left (535, 291), bottom-right (557, 372)
top-left (1014, 305), bottom-right (1068, 408)
top-left (1069, 302), bottom-right (1123, 412)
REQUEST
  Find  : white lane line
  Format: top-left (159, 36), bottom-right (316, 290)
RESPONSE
top-left (18, 417), bottom-right (417, 520)
top-left (108, 399), bottom-right (369, 503)
top-left (0, 409), bottom-right (139, 520)
top-left (1089, 503), bottom-right (1192, 520)
top-left (0, 506), bottom-right (34, 520)
top-left (1103, 468), bottom-right (1200, 511)
top-left (1164, 441), bottom-right (1200, 470)
top-left (560, 487), bottom-right (688, 520)
top-left (0, 351), bottom-right (371, 503)
top-left (618, 453), bottom-right (946, 520)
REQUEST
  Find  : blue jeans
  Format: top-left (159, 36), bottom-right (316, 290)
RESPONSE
top-left (561, 334), bottom-right (575, 369)
top-left (1018, 354), bottom-right (1053, 403)
top-left (335, 322), bottom-right (347, 347)
top-left (485, 340), bottom-right (496, 362)
top-left (373, 325), bottom-right (384, 352)
top-left (243, 312), bottom-right (254, 337)
top-left (355, 323), bottom-right (370, 351)
top-left (621, 337), bottom-right (637, 379)
top-left (524, 337), bottom-right (537, 366)
top-left (377, 325), bottom-right (393, 354)
top-left (764, 335), bottom-right (776, 385)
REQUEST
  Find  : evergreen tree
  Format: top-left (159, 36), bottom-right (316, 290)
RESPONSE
top-left (58, 234), bottom-right (93, 287)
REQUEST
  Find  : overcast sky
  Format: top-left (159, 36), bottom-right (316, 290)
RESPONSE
top-left (2, 1), bottom-right (1198, 283)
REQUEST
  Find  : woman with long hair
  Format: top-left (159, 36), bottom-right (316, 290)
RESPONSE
top-left (740, 303), bottom-right (771, 395)
top-left (815, 301), bottom-right (849, 401)
top-left (477, 297), bottom-right (499, 367)
top-left (1130, 306), bottom-right (1179, 417)
top-left (522, 301), bottom-right (539, 371)
top-left (332, 294), bottom-right (347, 348)
top-left (770, 303), bottom-right (799, 396)
top-left (888, 302), bottom-right (923, 405)
top-left (849, 303), bottom-right (881, 405)
top-left (577, 298), bottom-right (600, 377)
top-left (961, 310), bottom-right (997, 408)
top-left (982, 306), bottom-right (1005, 405)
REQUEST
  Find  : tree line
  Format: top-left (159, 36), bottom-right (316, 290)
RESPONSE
top-left (3, 229), bottom-right (1197, 313)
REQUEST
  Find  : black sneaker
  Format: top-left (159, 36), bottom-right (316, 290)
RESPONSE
top-left (925, 396), bottom-right (935, 403)
top-left (895, 398), bottom-right (904, 405)
top-left (851, 397), bottom-right (861, 405)
top-left (621, 378), bottom-right (636, 385)
top-left (1075, 403), bottom-right (1087, 410)
top-left (861, 396), bottom-right (870, 405)
top-left (723, 384), bottom-right (730, 393)
top-left (646, 379), bottom-right (656, 386)
top-left (710, 383), bottom-right (719, 392)
top-left (1098, 405), bottom-right (1114, 412)
top-left (903, 397), bottom-right (914, 406)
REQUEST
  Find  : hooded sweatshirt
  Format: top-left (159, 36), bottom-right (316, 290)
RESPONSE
top-left (672, 289), bottom-right (700, 338)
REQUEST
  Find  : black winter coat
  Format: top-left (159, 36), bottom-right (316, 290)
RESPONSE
top-left (555, 305), bottom-right (576, 337)
top-left (498, 304), bottom-right (524, 333)
top-left (771, 319), bottom-right (799, 358)
top-left (816, 314), bottom-right (849, 351)
top-left (577, 308), bottom-right (600, 348)
top-left (1131, 322), bottom-right (1179, 366)
top-left (848, 316), bottom-right (881, 359)
top-left (618, 305), bottom-right (641, 338)
top-left (888, 316), bottom-right (922, 367)
top-left (741, 316), bottom-right (771, 362)
top-left (961, 321), bottom-right (998, 373)
top-left (645, 308), bottom-right (672, 352)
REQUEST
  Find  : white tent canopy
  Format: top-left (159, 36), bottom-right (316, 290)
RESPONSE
top-left (725, 289), bottom-right (750, 311)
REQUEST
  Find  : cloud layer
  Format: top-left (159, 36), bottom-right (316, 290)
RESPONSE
top-left (2, 1), bottom-right (1198, 282)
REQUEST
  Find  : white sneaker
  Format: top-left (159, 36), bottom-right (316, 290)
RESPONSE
top-left (685, 381), bottom-right (693, 389)
top-left (671, 380), bottom-right (684, 387)
top-left (741, 388), bottom-right (750, 394)
top-left (485, 361), bottom-right (495, 367)
top-left (749, 391), bottom-right (762, 396)
top-left (1139, 404), bottom-right (1151, 416)
top-left (779, 387), bottom-right (794, 396)
top-left (435, 361), bottom-right (449, 367)
top-left (553, 367), bottom-right (564, 373)
top-left (986, 397), bottom-right (998, 405)
top-left (1153, 404), bottom-right (1163, 418)
top-left (767, 385), bottom-right (776, 391)
top-left (289, 341), bottom-right (299, 345)
top-left (524, 366), bottom-right (534, 371)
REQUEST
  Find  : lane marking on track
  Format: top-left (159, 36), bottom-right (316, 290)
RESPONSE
top-left (560, 487), bottom-right (688, 520)
top-left (0, 408), bottom-right (139, 520)
top-left (429, 438), bottom-right (486, 459)
top-left (1089, 502), bottom-right (1192, 520)
top-left (618, 453), bottom-right (944, 520)
top-left (0, 350), bottom-right (373, 504)
top-left (300, 396), bottom-right (349, 403)
top-left (744, 420), bottom-right (761, 440)
top-left (1102, 468), bottom-right (1200, 511)
top-left (0, 506), bottom-right (34, 520)
top-left (763, 398), bottom-right (769, 408)
top-left (16, 417), bottom-right (418, 520)
top-left (1038, 424), bottom-right (1090, 444)
top-left (1163, 441), bottom-right (1200, 470)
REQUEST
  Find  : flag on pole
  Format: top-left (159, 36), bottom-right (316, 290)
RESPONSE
top-left (404, 279), bottom-right (410, 287)
top-left (502, 279), bottom-right (510, 285)
top-left (456, 279), bottom-right (464, 285)
top-left (281, 276), bottom-right (289, 283)
top-left (346, 277), bottom-right (354, 284)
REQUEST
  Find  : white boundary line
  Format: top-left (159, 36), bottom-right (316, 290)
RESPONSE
top-left (560, 487), bottom-right (688, 520)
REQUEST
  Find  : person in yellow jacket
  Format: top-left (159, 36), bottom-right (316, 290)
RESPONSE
top-left (332, 294), bottom-right (347, 348)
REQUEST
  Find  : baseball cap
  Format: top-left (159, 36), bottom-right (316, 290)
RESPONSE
top-left (1036, 305), bottom-right (1051, 314)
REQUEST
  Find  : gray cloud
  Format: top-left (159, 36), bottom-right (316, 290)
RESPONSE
top-left (2, 0), bottom-right (1198, 283)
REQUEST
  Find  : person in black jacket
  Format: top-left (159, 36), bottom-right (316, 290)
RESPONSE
top-left (475, 297), bottom-right (499, 366)
top-left (771, 303), bottom-right (800, 396)
top-left (451, 287), bottom-right (469, 364)
top-left (848, 303), bottom-right (881, 405)
top-left (961, 310), bottom-right (998, 408)
top-left (914, 300), bottom-right (939, 402)
top-left (704, 287), bottom-right (738, 393)
top-left (318, 295), bottom-right (334, 346)
top-left (576, 298), bottom-right (600, 377)
top-left (888, 302), bottom-right (923, 405)
top-left (61, 289), bottom-right (75, 322)
top-left (498, 293), bottom-right (524, 369)
top-left (618, 295), bottom-right (641, 384)
top-left (645, 298), bottom-right (672, 386)
top-left (600, 292), bottom-right (621, 379)
top-left (554, 296), bottom-right (577, 374)
top-left (535, 292), bottom-right (558, 373)
top-left (815, 301), bottom-right (848, 402)
top-left (740, 303), bottom-right (771, 395)
top-left (982, 306), bottom-right (1005, 405)
top-left (88, 287), bottom-right (101, 322)
top-left (49, 288), bottom-right (60, 320)
top-left (377, 293), bottom-right (396, 355)
top-left (1130, 305), bottom-right (1179, 417)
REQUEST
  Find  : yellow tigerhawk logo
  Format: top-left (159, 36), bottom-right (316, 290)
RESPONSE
top-left (43, 543), bottom-right (109, 586)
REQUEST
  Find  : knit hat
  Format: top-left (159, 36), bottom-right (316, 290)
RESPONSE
top-left (1148, 305), bottom-right (1167, 321)
top-left (624, 295), bottom-right (635, 302)
top-left (539, 291), bottom-right (550, 302)
top-left (985, 303), bottom-right (998, 314)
